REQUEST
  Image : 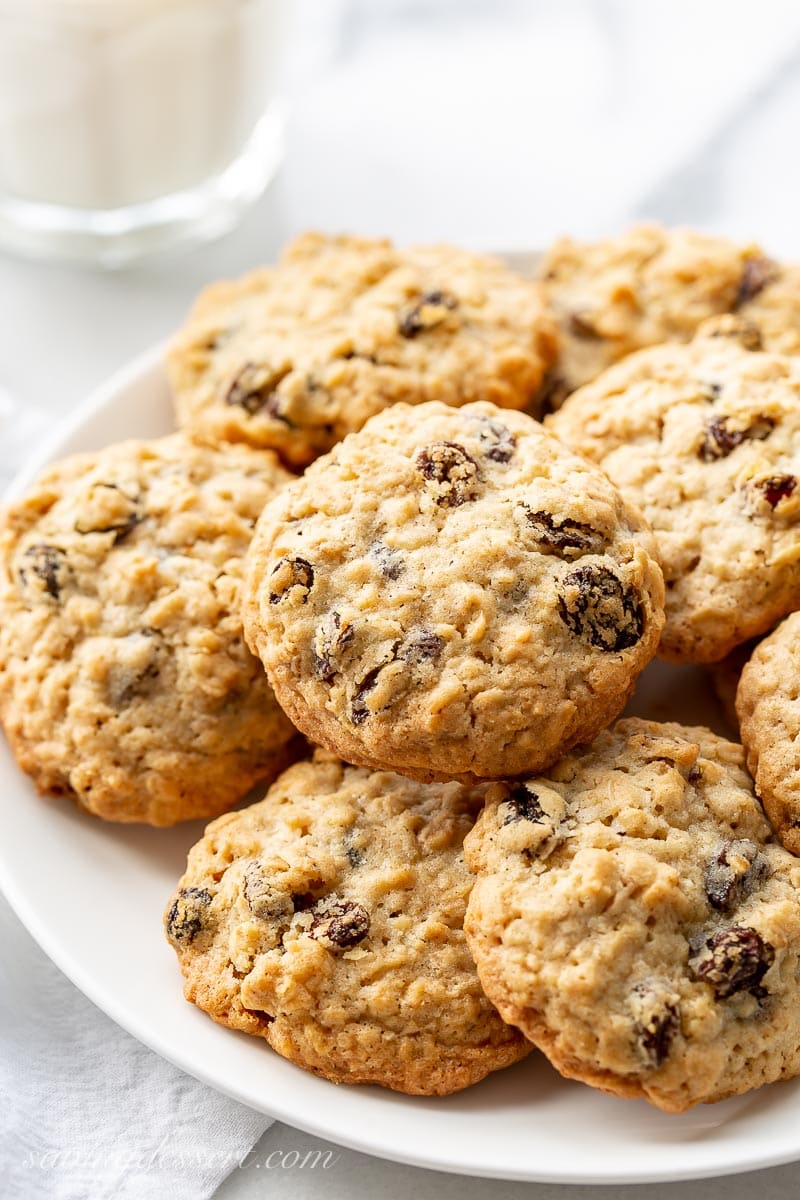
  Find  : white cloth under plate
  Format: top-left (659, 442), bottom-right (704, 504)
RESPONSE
top-left (0, 898), bottom-right (270, 1200)
top-left (0, 398), bottom-right (271, 1200)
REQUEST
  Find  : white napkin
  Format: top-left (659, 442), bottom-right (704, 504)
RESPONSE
top-left (0, 391), bottom-right (271, 1200)
top-left (0, 897), bottom-right (270, 1200)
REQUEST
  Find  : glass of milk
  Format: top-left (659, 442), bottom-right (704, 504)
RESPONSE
top-left (0, 0), bottom-right (287, 265)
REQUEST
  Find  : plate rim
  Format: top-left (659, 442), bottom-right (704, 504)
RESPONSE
top-left (2, 346), bottom-right (800, 1185)
top-left (5, 341), bottom-right (167, 494)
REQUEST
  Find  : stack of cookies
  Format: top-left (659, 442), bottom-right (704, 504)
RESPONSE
top-left (5, 227), bottom-right (800, 1114)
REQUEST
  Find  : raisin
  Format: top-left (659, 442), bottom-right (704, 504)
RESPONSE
top-left (165, 887), bottom-right (211, 945)
top-left (519, 505), bottom-right (603, 556)
top-left (699, 414), bottom-right (774, 461)
top-left (567, 312), bottom-right (601, 340)
top-left (736, 256), bottom-right (776, 306)
top-left (558, 564), bottom-right (644, 652)
top-left (705, 840), bottom-right (770, 912)
top-left (398, 290), bottom-right (457, 338)
top-left (630, 983), bottom-right (680, 1069)
top-left (349, 665), bottom-right (385, 725)
top-left (243, 863), bottom-right (294, 923)
top-left (403, 628), bottom-right (444, 663)
top-left (368, 542), bottom-right (405, 580)
top-left (743, 473), bottom-right (798, 514)
top-left (19, 544), bottom-right (69, 601)
top-left (312, 611), bottom-right (354, 682)
top-left (416, 441), bottom-right (479, 507)
top-left (689, 926), bottom-right (774, 999)
top-left (224, 362), bottom-right (290, 416)
top-left (502, 783), bottom-right (545, 825)
top-left (475, 418), bottom-right (516, 463)
top-left (268, 556), bottom-right (315, 604)
top-left (309, 899), bottom-right (370, 949)
top-left (760, 474), bottom-right (796, 509)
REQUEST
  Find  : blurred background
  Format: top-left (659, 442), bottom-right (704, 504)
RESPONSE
top-left (3, 0), bottom-right (800, 425)
top-left (282, 0), bottom-right (800, 250)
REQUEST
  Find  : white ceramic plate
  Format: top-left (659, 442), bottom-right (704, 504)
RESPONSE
top-left (2, 344), bottom-right (800, 1186)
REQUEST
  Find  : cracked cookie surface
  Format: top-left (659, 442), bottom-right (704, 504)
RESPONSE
top-left (241, 400), bottom-right (664, 782)
top-left (164, 750), bottom-right (529, 1095)
top-left (548, 332), bottom-right (800, 662)
top-left (168, 233), bottom-right (558, 467)
top-left (463, 718), bottom-right (800, 1112)
top-left (737, 614), bottom-right (800, 855)
top-left (0, 433), bottom-right (298, 824)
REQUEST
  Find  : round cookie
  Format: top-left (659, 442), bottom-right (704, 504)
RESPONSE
top-left (168, 232), bottom-right (558, 468)
top-left (537, 223), bottom-right (763, 407)
top-left (463, 717), bottom-right (800, 1113)
top-left (737, 614), bottom-right (800, 855)
top-left (241, 400), bottom-right (664, 783)
top-left (548, 330), bottom-right (800, 662)
top-left (0, 434), bottom-right (299, 825)
top-left (164, 751), bottom-right (529, 1095)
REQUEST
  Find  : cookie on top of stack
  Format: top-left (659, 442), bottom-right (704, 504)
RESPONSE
top-left (240, 399), bottom-right (664, 783)
top-left (5, 228), bottom-right (800, 1110)
top-left (167, 233), bottom-right (559, 467)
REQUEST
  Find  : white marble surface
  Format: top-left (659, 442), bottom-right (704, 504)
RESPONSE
top-left (4, 1), bottom-right (800, 1195)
